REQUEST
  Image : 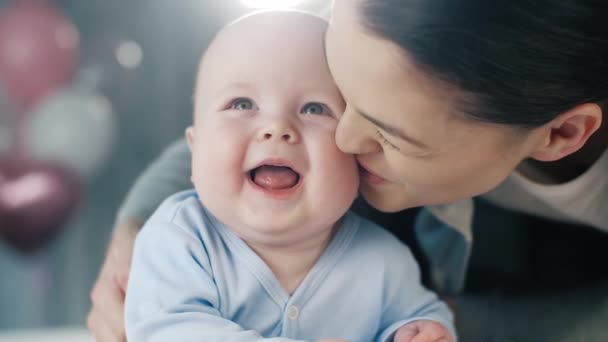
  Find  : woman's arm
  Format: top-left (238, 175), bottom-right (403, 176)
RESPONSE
top-left (87, 138), bottom-right (191, 342)
top-left (116, 138), bottom-right (192, 224)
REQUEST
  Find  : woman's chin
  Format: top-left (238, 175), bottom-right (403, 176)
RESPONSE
top-left (359, 187), bottom-right (413, 213)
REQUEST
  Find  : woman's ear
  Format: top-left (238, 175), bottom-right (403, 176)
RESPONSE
top-left (530, 103), bottom-right (602, 162)
top-left (185, 126), bottom-right (195, 152)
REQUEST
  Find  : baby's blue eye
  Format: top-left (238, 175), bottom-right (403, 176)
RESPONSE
top-left (301, 102), bottom-right (327, 115)
top-left (231, 98), bottom-right (255, 110)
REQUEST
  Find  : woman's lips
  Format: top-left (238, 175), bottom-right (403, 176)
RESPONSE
top-left (357, 163), bottom-right (387, 185)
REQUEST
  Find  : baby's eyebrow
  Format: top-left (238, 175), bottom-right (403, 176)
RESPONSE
top-left (209, 82), bottom-right (255, 99)
top-left (218, 82), bottom-right (253, 93)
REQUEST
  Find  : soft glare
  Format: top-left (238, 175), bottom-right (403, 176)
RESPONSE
top-left (241, 0), bottom-right (307, 9)
top-left (115, 40), bottom-right (143, 70)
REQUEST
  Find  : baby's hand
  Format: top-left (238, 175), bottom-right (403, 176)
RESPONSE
top-left (394, 320), bottom-right (453, 342)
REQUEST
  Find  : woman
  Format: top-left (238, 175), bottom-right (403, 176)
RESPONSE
top-left (87, 0), bottom-right (608, 340)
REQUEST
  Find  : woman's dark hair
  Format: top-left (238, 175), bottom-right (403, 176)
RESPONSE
top-left (359, 0), bottom-right (608, 127)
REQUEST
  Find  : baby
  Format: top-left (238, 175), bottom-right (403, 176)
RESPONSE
top-left (125, 10), bottom-right (456, 342)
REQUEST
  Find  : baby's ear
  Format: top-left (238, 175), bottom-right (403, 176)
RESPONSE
top-left (185, 126), bottom-right (195, 151)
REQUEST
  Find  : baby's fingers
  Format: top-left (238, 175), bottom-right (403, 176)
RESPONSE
top-left (399, 320), bottom-right (454, 342)
top-left (394, 324), bottom-right (420, 342)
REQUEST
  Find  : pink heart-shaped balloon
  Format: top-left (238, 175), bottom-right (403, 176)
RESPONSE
top-left (0, 159), bottom-right (80, 253)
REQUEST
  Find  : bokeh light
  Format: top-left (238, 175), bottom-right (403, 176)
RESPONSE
top-left (115, 40), bottom-right (143, 70)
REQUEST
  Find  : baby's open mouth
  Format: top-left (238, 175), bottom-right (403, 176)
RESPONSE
top-left (249, 165), bottom-right (301, 190)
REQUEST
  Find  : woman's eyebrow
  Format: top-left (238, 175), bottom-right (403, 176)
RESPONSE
top-left (358, 110), bottom-right (430, 149)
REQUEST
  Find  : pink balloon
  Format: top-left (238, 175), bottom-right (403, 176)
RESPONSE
top-left (0, 0), bottom-right (79, 108)
top-left (0, 159), bottom-right (80, 253)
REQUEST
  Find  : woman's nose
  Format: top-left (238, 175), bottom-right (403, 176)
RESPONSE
top-left (335, 106), bottom-right (381, 154)
top-left (257, 120), bottom-right (300, 144)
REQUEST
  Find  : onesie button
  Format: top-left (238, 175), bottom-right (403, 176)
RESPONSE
top-left (286, 305), bottom-right (299, 320)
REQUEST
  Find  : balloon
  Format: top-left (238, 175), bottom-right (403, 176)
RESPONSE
top-left (0, 0), bottom-right (80, 108)
top-left (0, 159), bottom-right (80, 253)
top-left (25, 88), bottom-right (116, 179)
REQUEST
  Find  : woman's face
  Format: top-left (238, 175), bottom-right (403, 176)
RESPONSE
top-left (326, 0), bottom-right (545, 212)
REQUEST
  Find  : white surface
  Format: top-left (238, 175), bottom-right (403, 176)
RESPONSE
top-left (0, 327), bottom-right (92, 342)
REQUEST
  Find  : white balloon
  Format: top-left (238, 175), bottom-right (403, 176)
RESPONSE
top-left (26, 88), bottom-right (116, 179)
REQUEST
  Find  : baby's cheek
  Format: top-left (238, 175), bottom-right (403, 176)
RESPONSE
top-left (191, 136), bottom-right (236, 188)
top-left (325, 152), bottom-right (359, 202)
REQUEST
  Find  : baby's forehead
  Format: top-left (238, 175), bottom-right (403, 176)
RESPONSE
top-left (195, 11), bottom-right (329, 89)
top-left (221, 10), bottom-right (327, 40)
top-left (200, 12), bottom-right (327, 65)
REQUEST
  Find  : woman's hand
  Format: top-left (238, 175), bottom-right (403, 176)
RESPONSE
top-left (87, 219), bottom-right (141, 342)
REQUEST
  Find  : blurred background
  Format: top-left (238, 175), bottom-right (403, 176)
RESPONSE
top-left (0, 0), bottom-right (330, 334)
top-left (1, 0), bottom-right (607, 341)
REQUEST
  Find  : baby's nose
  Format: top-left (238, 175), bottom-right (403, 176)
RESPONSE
top-left (258, 121), bottom-right (300, 144)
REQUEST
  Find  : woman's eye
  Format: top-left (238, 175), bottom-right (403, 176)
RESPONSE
top-left (301, 102), bottom-right (328, 115)
top-left (375, 130), bottom-right (400, 151)
top-left (231, 98), bottom-right (256, 110)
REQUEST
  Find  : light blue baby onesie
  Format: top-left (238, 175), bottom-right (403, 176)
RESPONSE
top-left (125, 190), bottom-right (456, 342)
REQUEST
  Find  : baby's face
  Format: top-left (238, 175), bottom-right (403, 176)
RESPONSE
top-left (186, 13), bottom-right (359, 247)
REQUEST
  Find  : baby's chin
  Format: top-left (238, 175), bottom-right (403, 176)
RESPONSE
top-left (231, 223), bottom-right (308, 248)
top-left (227, 214), bottom-right (333, 247)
